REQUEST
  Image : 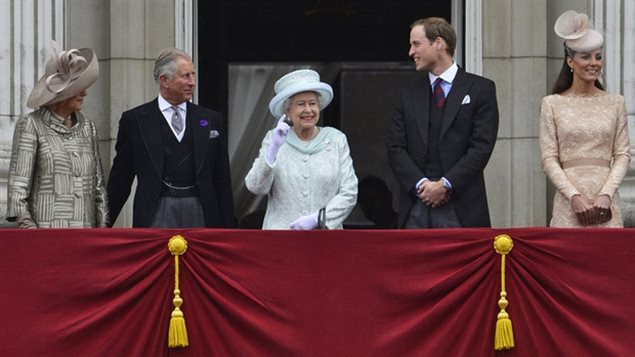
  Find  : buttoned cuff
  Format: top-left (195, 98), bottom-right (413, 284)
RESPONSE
top-left (415, 177), bottom-right (429, 191)
top-left (441, 177), bottom-right (453, 192)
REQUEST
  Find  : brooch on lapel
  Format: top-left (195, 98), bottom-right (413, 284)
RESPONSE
top-left (209, 130), bottom-right (220, 139)
top-left (199, 119), bottom-right (209, 127)
top-left (325, 138), bottom-right (332, 152)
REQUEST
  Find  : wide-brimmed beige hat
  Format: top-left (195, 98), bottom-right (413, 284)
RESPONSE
top-left (26, 40), bottom-right (99, 109)
top-left (554, 10), bottom-right (603, 52)
top-left (268, 69), bottom-right (333, 118)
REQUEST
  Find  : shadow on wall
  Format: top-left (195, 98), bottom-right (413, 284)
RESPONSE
top-left (354, 175), bottom-right (398, 229)
top-left (239, 209), bottom-right (266, 229)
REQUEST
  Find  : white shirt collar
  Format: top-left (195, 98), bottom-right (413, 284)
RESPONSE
top-left (158, 95), bottom-right (187, 112)
top-left (158, 95), bottom-right (187, 141)
top-left (428, 62), bottom-right (459, 86)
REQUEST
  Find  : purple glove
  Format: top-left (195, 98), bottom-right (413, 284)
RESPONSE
top-left (266, 115), bottom-right (290, 165)
top-left (289, 212), bottom-right (319, 230)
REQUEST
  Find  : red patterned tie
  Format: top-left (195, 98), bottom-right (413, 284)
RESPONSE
top-left (433, 77), bottom-right (446, 108)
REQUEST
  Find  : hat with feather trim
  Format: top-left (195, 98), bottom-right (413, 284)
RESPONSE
top-left (26, 40), bottom-right (99, 109)
top-left (554, 10), bottom-right (603, 52)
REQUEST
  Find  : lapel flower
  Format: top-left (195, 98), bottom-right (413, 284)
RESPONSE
top-left (199, 119), bottom-right (209, 127)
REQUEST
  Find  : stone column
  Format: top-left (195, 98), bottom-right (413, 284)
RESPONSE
top-left (1, 0), bottom-right (192, 227)
top-left (482, 0), bottom-right (548, 226)
top-left (0, 0), bottom-right (65, 226)
top-left (596, 0), bottom-right (635, 226)
top-left (100, 0), bottom-right (183, 227)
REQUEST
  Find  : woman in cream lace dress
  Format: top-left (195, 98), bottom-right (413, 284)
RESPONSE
top-left (540, 11), bottom-right (630, 227)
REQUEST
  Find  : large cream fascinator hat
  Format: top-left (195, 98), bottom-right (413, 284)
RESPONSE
top-left (554, 10), bottom-right (604, 52)
top-left (269, 69), bottom-right (333, 118)
top-left (26, 40), bottom-right (99, 109)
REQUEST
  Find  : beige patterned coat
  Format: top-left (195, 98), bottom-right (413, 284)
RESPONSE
top-left (6, 107), bottom-right (108, 228)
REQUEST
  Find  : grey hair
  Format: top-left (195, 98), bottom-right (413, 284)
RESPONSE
top-left (281, 91), bottom-right (324, 113)
top-left (153, 48), bottom-right (191, 83)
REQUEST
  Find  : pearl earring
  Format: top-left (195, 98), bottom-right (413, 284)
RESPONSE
top-left (570, 67), bottom-right (573, 72)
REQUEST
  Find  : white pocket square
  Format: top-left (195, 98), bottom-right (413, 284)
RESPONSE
top-left (461, 95), bottom-right (471, 105)
top-left (209, 130), bottom-right (219, 139)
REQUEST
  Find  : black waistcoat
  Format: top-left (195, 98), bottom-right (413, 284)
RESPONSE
top-left (424, 96), bottom-right (445, 179)
top-left (160, 119), bottom-right (197, 187)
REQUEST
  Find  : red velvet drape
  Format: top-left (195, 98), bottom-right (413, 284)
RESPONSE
top-left (1, 228), bottom-right (634, 356)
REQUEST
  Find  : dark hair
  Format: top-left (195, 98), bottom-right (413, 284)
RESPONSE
top-left (411, 17), bottom-right (456, 57)
top-left (551, 48), bottom-right (604, 94)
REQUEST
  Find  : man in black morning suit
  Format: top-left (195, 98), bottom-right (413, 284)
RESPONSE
top-left (387, 17), bottom-right (499, 228)
top-left (107, 48), bottom-right (235, 228)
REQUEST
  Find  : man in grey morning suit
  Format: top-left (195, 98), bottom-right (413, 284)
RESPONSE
top-left (387, 17), bottom-right (499, 228)
top-left (107, 48), bottom-right (235, 228)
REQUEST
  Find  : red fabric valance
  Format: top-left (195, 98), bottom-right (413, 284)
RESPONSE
top-left (1, 228), bottom-right (634, 356)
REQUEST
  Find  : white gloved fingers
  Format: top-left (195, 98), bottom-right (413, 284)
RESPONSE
top-left (266, 115), bottom-right (292, 165)
top-left (271, 117), bottom-right (289, 145)
top-left (276, 115), bottom-right (291, 133)
top-left (289, 212), bottom-right (319, 230)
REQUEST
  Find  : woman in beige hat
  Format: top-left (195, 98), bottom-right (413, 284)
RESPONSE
top-left (6, 41), bottom-right (108, 228)
top-left (245, 69), bottom-right (358, 229)
top-left (539, 11), bottom-right (630, 227)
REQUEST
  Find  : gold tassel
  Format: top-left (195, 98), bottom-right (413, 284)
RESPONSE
top-left (494, 234), bottom-right (515, 350)
top-left (168, 235), bottom-right (189, 348)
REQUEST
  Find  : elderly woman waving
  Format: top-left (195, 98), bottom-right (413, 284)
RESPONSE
top-left (245, 69), bottom-right (358, 229)
top-left (6, 41), bottom-right (108, 228)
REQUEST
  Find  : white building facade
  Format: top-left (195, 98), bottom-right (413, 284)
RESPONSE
top-left (1, 0), bottom-right (633, 227)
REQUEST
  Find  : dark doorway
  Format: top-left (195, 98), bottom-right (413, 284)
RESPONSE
top-left (198, 0), bottom-right (452, 115)
top-left (198, 0), bottom-right (453, 226)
